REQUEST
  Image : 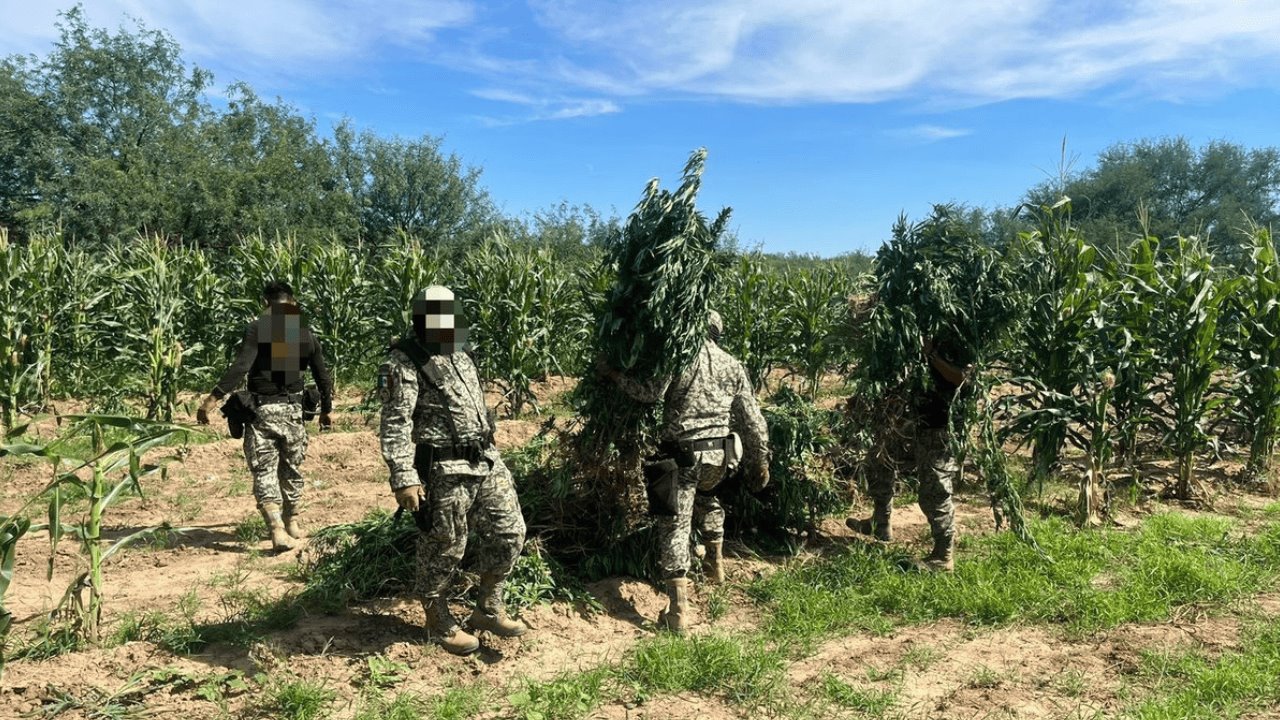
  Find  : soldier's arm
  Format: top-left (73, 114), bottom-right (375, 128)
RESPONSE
top-left (211, 323), bottom-right (259, 398)
top-left (731, 368), bottom-right (769, 458)
top-left (379, 355), bottom-right (420, 490)
top-left (309, 334), bottom-right (335, 414)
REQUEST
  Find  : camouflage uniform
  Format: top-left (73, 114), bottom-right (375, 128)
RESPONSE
top-left (244, 402), bottom-right (308, 507)
top-left (210, 305), bottom-right (332, 515)
top-left (379, 345), bottom-right (526, 603)
top-left (864, 425), bottom-right (955, 544)
top-left (621, 340), bottom-right (769, 579)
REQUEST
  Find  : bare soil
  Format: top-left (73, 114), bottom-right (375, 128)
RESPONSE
top-left (2, 387), bottom-right (1278, 719)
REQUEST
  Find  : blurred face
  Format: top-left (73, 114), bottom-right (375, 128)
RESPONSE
top-left (412, 293), bottom-right (469, 354)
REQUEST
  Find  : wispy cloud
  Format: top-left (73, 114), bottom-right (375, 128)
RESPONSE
top-left (471, 87), bottom-right (620, 124)
top-left (0, 0), bottom-right (475, 85)
top-left (515, 0), bottom-right (1280, 104)
top-left (7, 0), bottom-right (1280, 110)
top-left (887, 124), bottom-right (971, 143)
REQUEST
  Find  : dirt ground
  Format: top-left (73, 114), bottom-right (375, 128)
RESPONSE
top-left (1, 385), bottom-right (1278, 719)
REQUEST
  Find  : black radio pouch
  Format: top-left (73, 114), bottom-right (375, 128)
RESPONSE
top-left (302, 386), bottom-right (322, 421)
top-left (220, 391), bottom-right (258, 439)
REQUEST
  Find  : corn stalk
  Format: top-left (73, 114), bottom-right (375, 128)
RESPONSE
top-left (717, 255), bottom-right (786, 391)
top-left (1144, 236), bottom-right (1237, 502)
top-left (1227, 227), bottom-right (1280, 486)
top-left (13, 415), bottom-right (188, 643)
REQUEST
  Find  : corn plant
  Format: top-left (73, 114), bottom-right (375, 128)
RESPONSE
top-left (717, 255), bottom-right (786, 391)
top-left (778, 266), bottom-right (854, 400)
top-left (301, 238), bottom-right (378, 379)
top-left (109, 236), bottom-right (201, 421)
top-left (0, 419), bottom-right (31, 680)
top-left (459, 234), bottom-right (588, 415)
top-left (1007, 199), bottom-right (1104, 490)
top-left (0, 230), bottom-right (61, 431)
top-left (1144, 236), bottom-right (1238, 501)
top-left (1226, 227), bottom-right (1280, 485)
top-left (12, 415), bottom-right (189, 642)
top-left (370, 230), bottom-right (448, 346)
top-left (1103, 234), bottom-right (1163, 476)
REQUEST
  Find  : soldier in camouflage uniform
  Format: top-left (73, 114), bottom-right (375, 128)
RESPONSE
top-left (847, 338), bottom-right (966, 572)
top-left (606, 310), bottom-right (770, 633)
top-left (196, 281), bottom-right (333, 552)
top-left (378, 286), bottom-right (527, 656)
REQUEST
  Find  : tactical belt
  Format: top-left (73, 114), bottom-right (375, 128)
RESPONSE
top-left (415, 433), bottom-right (495, 466)
top-left (654, 435), bottom-right (734, 468)
top-left (255, 392), bottom-right (303, 406)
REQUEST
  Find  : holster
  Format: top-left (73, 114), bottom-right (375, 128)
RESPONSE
top-left (220, 391), bottom-right (258, 439)
top-left (643, 457), bottom-right (681, 517)
top-left (301, 386), bottom-right (322, 421)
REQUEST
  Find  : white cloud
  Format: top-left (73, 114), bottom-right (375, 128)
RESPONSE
top-left (519, 0), bottom-right (1280, 104)
top-left (471, 87), bottom-right (620, 124)
top-left (887, 124), bottom-right (971, 142)
top-left (7, 0), bottom-right (1279, 110)
top-left (0, 0), bottom-right (475, 85)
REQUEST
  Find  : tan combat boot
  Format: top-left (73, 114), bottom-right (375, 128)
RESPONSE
top-left (916, 533), bottom-right (955, 573)
top-left (703, 540), bottom-right (726, 584)
top-left (282, 505), bottom-right (308, 540)
top-left (845, 498), bottom-right (892, 542)
top-left (467, 577), bottom-right (527, 638)
top-left (657, 577), bottom-right (691, 634)
top-left (423, 597), bottom-right (480, 656)
top-left (259, 503), bottom-right (296, 552)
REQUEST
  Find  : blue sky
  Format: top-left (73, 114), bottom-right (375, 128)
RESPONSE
top-left (4, 1), bottom-right (1280, 255)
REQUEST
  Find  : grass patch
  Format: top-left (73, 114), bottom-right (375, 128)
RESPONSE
top-left (508, 667), bottom-right (611, 720)
top-left (623, 633), bottom-right (787, 706)
top-left (259, 676), bottom-right (336, 720)
top-left (750, 514), bottom-right (1280, 647)
top-left (818, 672), bottom-right (898, 716)
top-left (353, 691), bottom-right (438, 720)
top-left (1128, 622), bottom-right (1280, 718)
top-left (235, 513), bottom-right (266, 545)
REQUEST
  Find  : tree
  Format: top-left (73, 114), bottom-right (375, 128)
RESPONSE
top-left (333, 122), bottom-right (497, 245)
top-left (1027, 137), bottom-right (1280, 257)
top-left (1, 7), bottom-right (213, 243)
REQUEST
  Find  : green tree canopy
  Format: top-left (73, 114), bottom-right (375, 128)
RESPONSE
top-left (1027, 137), bottom-right (1280, 257)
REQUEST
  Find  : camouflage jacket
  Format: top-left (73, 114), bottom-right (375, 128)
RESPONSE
top-left (614, 340), bottom-right (769, 467)
top-left (378, 344), bottom-right (497, 490)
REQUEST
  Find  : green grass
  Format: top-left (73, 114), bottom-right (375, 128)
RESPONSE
top-left (1128, 623), bottom-right (1280, 719)
top-left (623, 633), bottom-right (787, 705)
top-left (260, 676), bottom-right (336, 720)
top-left (353, 691), bottom-right (429, 720)
top-left (235, 513), bottom-right (266, 545)
top-left (818, 672), bottom-right (898, 716)
top-left (750, 514), bottom-right (1280, 648)
top-left (508, 667), bottom-right (611, 720)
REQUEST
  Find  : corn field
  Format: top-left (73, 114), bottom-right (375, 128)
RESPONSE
top-left (2, 199), bottom-right (1279, 523)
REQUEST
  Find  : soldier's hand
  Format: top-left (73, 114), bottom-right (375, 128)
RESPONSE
top-left (394, 486), bottom-right (426, 513)
top-left (746, 462), bottom-right (770, 493)
top-left (319, 412), bottom-right (333, 431)
top-left (196, 394), bottom-right (220, 425)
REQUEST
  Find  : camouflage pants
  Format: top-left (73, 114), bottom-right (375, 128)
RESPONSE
top-left (243, 402), bottom-right (308, 509)
top-left (865, 427), bottom-right (955, 542)
top-left (655, 462), bottom-right (729, 579)
top-left (415, 456), bottom-right (526, 601)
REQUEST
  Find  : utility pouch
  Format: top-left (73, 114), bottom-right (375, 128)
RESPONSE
top-left (723, 432), bottom-right (744, 471)
top-left (643, 457), bottom-right (681, 517)
top-left (220, 391), bottom-right (257, 439)
top-left (302, 386), bottom-right (322, 421)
